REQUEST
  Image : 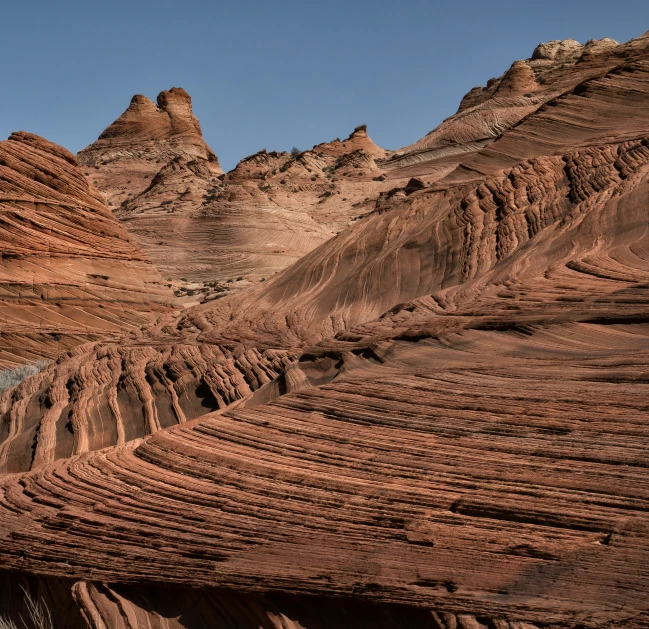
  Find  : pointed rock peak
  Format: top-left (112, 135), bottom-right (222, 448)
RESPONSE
top-left (310, 125), bottom-right (380, 154)
top-left (128, 94), bottom-right (157, 110)
top-left (78, 87), bottom-right (222, 173)
top-left (340, 124), bottom-right (386, 157)
top-left (347, 124), bottom-right (368, 140)
top-left (494, 60), bottom-right (538, 97)
top-left (157, 87), bottom-right (192, 111)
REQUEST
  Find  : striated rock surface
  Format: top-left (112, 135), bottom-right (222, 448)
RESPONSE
top-left (1, 322), bottom-right (649, 627)
top-left (0, 342), bottom-right (296, 473)
top-left (0, 132), bottom-right (174, 368)
top-left (2, 29), bottom-right (649, 629)
top-left (384, 33), bottom-right (644, 179)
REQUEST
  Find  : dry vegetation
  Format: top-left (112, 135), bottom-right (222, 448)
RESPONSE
top-left (0, 361), bottom-right (49, 394)
top-left (0, 586), bottom-right (53, 629)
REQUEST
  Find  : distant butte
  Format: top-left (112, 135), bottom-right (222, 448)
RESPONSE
top-left (80, 93), bottom-right (406, 295)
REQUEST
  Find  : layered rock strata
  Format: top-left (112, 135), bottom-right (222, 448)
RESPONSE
top-left (384, 32), bottom-right (649, 179)
top-left (0, 132), bottom-right (174, 368)
top-left (0, 324), bottom-right (648, 628)
top-left (77, 87), bottom-right (222, 208)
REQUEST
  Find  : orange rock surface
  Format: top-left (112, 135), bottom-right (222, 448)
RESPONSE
top-left (0, 132), bottom-right (174, 369)
top-left (2, 31), bottom-right (649, 629)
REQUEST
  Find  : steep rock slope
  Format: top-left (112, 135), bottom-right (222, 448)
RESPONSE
top-left (0, 132), bottom-right (174, 369)
top-left (383, 32), bottom-right (649, 179)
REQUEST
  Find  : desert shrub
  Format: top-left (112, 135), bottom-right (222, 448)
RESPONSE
top-left (0, 585), bottom-right (53, 629)
top-left (290, 146), bottom-right (301, 158)
top-left (0, 361), bottom-right (49, 395)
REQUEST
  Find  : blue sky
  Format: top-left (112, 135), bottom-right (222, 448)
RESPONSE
top-left (1, 0), bottom-right (648, 170)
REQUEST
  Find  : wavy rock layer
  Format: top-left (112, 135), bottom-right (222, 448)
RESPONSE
top-left (0, 343), bottom-right (296, 473)
top-left (171, 132), bottom-right (649, 349)
top-left (0, 324), bottom-right (648, 627)
top-left (0, 132), bottom-right (174, 368)
top-left (385, 33), bottom-right (647, 178)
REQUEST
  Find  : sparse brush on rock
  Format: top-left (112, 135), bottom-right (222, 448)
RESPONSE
top-left (0, 586), bottom-right (53, 629)
top-left (0, 361), bottom-right (49, 394)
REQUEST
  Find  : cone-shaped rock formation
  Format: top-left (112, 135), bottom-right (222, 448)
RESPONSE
top-left (0, 131), bottom-right (174, 368)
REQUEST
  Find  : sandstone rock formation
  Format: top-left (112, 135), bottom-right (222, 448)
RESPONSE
top-left (383, 33), bottom-right (646, 179)
top-left (80, 91), bottom-right (406, 289)
top-left (2, 29), bottom-right (649, 629)
top-left (77, 87), bottom-right (222, 208)
top-left (0, 131), bottom-right (174, 369)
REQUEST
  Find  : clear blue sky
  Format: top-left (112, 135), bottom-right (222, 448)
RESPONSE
top-left (1, 0), bottom-right (648, 171)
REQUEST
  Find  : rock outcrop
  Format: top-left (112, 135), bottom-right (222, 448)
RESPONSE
top-left (0, 132), bottom-right (174, 368)
top-left (77, 87), bottom-right (222, 208)
top-left (384, 33), bottom-right (640, 179)
top-left (80, 93), bottom-right (404, 291)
